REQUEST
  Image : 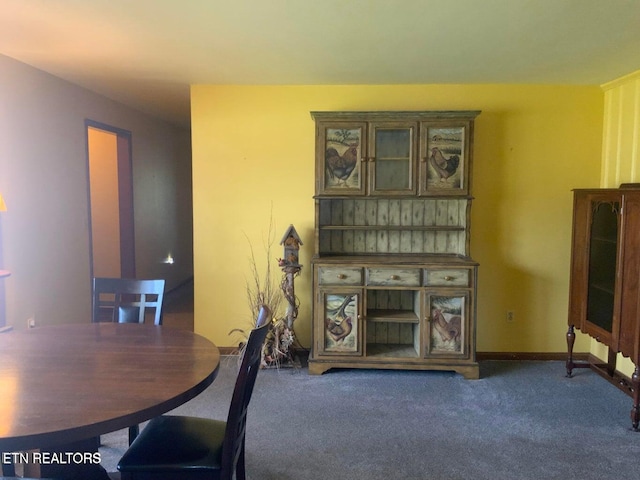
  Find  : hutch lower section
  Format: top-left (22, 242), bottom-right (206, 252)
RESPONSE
top-left (310, 255), bottom-right (479, 378)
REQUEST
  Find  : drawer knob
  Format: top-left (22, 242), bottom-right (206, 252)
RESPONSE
top-left (337, 274), bottom-right (347, 280)
top-left (390, 275), bottom-right (400, 280)
top-left (444, 276), bottom-right (454, 281)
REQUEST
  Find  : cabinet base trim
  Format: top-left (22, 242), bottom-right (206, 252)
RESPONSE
top-left (308, 359), bottom-right (479, 379)
top-left (476, 352), bottom-right (589, 361)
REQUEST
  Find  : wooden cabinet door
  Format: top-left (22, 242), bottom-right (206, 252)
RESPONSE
top-left (368, 122), bottom-right (417, 195)
top-left (424, 290), bottom-right (470, 358)
top-left (316, 288), bottom-right (363, 356)
top-left (419, 120), bottom-right (473, 196)
top-left (571, 192), bottom-right (622, 345)
top-left (316, 122), bottom-right (367, 196)
top-left (617, 192), bottom-right (640, 357)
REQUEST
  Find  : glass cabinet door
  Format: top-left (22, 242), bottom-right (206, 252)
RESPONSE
top-left (585, 199), bottom-right (620, 336)
top-left (369, 123), bottom-right (416, 195)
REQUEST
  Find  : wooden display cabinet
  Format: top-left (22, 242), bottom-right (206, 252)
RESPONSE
top-left (566, 186), bottom-right (640, 429)
top-left (310, 111), bottom-right (480, 378)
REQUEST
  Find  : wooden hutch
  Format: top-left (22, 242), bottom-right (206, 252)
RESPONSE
top-left (309, 111), bottom-right (481, 378)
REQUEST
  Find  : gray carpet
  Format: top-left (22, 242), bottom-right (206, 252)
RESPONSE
top-left (100, 359), bottom-right (640, 480)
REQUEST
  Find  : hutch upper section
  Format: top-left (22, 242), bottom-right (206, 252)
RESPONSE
top-left (312, 111), bottom-right (480, 258)
top-left (312, 111), bottom-right (480, 198)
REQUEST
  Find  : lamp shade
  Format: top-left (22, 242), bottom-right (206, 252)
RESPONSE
top-left (0, 193), bottom-right (6, 212)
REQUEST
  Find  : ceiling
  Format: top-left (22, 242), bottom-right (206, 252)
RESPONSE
top-left (1, 0), bottom-right (640, 127)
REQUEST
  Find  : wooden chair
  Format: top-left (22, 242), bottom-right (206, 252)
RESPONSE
top-left (92, 277), bottom-right (165, 325)
top-left (117, 305), bottom-right (271, 480)
top-left (92, 277), bottom-right (166, 445)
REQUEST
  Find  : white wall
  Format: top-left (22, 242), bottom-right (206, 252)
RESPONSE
top-left (0, 54), bottom-right (193, 328)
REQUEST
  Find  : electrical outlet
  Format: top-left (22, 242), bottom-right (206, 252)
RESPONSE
top-left (27, 317), bottom-right (36, 329)
top-left (506, 311), bottom-right (515, 323)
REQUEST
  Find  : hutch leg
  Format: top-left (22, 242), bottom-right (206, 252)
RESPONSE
top-left (606, 348), bottom-right (617, 377)
top-left (631, 366), bottom-right (640, 431)
top-left (566, 324), bottom-right (576, 377)
top-left (308, 362), bottom-right (331, 375)
top-left (457, 365), bottom-right (480, 380)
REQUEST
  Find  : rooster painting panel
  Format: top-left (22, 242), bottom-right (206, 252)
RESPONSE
top-left (323, 293), bottom-right (359, 353)
top-left (428, 294), bottom-right (465, 355)
top-left (425, 127), bottom-right (465, 193)
top-left (324, 128), bottom-right (362, 191)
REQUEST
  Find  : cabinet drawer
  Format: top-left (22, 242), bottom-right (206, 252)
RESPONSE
top-left (424, 269), bottom-right (469, 287)
top-left (367, 268), bottom-right (421, 287)
top-left (318, 267), bottom-right (363, 285)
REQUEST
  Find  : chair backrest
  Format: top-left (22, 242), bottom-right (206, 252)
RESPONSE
top-left (92, 277), bottom-right (166, 325)
top-left (220, 305), bottom-right (270, 478)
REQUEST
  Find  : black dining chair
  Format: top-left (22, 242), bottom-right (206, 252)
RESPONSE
top-left (117, 305), bottom-right (271, 480)
top-left (92, 277), bottom-right (166, 445)
top-left (92, 277), bottom-right (166, 325)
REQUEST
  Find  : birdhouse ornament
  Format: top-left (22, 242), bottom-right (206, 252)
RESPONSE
top-left (279, 224), bottom-right (303, 269)
top-left (277, 224), bottom-right (303, 344)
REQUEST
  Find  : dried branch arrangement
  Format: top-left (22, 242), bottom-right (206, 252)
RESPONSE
top-left (230, 215), bottom-right (300, 368)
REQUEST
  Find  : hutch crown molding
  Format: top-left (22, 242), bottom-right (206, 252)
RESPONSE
top-left (309, 110), bottom-right (481, 378)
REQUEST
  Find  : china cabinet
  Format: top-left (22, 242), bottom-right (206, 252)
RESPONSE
top-left (566, 186), bottom-right (640, 429)
top-left (309, 111), bottom-right (480, 378)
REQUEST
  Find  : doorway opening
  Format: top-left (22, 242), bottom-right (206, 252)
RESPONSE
top-left (86, 121), bottom-right (135, 280)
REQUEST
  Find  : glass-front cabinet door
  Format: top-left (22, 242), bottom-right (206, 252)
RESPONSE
top-left (368, 122), bottom-right (417, 195)
top-left (583, 196), bottom-right (621, 343)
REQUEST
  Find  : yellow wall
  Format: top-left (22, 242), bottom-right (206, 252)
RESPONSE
top-left (593, 69), bottom-right (640, 375)
top-left (191, 84), bottom-right (603, 353)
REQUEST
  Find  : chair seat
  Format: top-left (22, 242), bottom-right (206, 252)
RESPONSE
top-left (118, 416), bottom-right (226, 474)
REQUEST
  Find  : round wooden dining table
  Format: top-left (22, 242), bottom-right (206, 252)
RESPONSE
top-left (0, 323), bottom-right (220, 477)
